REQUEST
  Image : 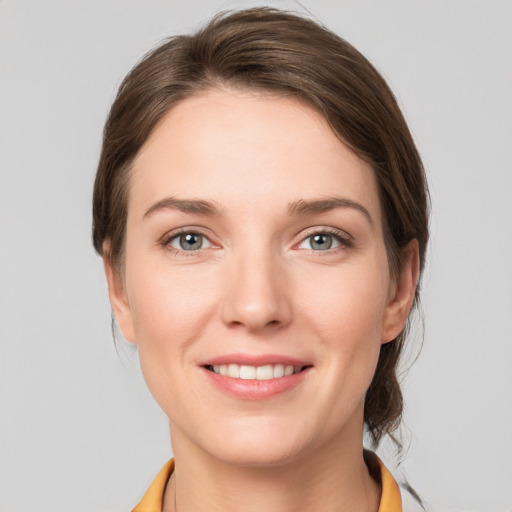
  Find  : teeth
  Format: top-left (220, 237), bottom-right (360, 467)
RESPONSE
top-left (227, 364), bottom-right (239, 378)
top-left (239, 365), bottom-right (256, 379)
top-left (256, 365), bottom-right (273, 380)
top-left (211, 363), bottom-right (303, 380)
top-left (273, 364), bottom-right (285, 378)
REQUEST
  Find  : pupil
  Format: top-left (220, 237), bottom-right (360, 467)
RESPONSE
top-left (311, 234), bottom-right (332, 250)
top-left (180, 233), bottom-right (202, 250)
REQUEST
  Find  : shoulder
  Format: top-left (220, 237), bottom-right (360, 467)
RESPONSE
top-left (365, 450), bottom-right (431, 512)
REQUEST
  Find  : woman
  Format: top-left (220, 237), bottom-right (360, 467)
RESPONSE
top-left (92, 8), bottom-right (429, 511)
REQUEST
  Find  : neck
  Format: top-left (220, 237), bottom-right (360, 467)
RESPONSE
top-left (162, 422), bottom-right (381, 512)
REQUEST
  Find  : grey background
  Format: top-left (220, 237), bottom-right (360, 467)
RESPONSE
top-left (1, 1), bottom-right (511, 511)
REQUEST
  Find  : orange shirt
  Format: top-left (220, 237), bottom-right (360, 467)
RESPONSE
top-left (132, 456), bottom-right (402, 512)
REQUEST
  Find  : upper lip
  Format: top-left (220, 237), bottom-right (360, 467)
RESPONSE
top-left (199, 353), bottom-right (312, 367)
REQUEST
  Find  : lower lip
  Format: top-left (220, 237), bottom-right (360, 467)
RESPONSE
top-left (201, 367), bottom-right (311, 400)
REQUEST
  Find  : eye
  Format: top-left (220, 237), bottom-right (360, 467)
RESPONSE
top-left (297, 230), bottom-right (352, 251)
top-left (167, 232), bottom-right (212, 252)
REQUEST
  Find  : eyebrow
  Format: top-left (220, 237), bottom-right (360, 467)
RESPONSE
top-left (287, 197), bottom-right (373, 225)
top-left (143, 195), bottom-right (372, 225)
top-left (143, 197), bottom-right (223, 219)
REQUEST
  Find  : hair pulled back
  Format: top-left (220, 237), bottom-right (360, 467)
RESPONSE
top-left (93, 7), bottom-right (429, 446)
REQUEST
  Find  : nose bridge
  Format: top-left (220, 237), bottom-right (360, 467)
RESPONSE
top-left (221, 238), bottom-right (292, 331)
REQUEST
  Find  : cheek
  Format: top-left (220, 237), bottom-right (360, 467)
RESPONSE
top-left (298, 260), bottom-right (390, 343)
top-left (128, 270), bottom-right (216, 348)
top-left (124, 260), bottom-right (221, 412)
top-left (296, 259), bottom-right (390, 393)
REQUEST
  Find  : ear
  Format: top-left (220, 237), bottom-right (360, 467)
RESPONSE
top-left (381, 239), bottom-right (420, 344)
top-left (102, 242), bottom-right (136, 343)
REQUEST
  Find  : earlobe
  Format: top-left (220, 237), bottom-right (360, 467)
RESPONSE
top-left (381, 239), bottom-right (420, 344)
top-left (102, 243), bottom-right (136, 343)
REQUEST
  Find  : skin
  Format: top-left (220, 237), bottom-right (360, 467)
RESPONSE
top-left (104, 88), bottom-right (419, 512)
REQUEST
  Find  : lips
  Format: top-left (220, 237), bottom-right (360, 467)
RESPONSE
top-left (200, 354), bottom-right (312, 399)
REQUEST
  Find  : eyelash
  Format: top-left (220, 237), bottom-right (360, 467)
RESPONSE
top-left (160, 227), bottom-right (353, 256)
top-left (296, 227), bottom-right (354, 253)
top-left (161, 228), bottom-right (213, 257)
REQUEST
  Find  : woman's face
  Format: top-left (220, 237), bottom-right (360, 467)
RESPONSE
top-left (105, 89), bottom-right (416, 466)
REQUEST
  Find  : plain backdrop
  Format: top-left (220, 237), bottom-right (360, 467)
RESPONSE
top-left (1, 1), bottom-right (511, 511)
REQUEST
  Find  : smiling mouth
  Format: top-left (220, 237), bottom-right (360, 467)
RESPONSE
top-left (204, 364), bottom-right (309, 380)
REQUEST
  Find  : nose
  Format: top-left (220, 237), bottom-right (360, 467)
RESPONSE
top-left (220, 247), bottom-right (293, 333)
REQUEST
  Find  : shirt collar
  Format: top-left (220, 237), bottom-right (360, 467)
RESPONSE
top-left (132, 456), bottom-right (402, 512)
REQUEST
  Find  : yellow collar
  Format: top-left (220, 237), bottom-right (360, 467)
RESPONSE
top-left (132, 456), bottom-right (401, 512)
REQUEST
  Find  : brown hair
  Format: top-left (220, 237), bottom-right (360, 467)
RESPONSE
top-left (92, 7), bottom-right (429, 446)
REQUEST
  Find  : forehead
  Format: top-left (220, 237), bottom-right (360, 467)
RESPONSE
top-left (129, 88), bottom-right (381, 222)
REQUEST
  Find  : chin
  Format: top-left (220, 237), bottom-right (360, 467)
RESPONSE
top-left (214, 441), bottom-right (307, 469)
top-left (196, 418), bottom-right (317, 469)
